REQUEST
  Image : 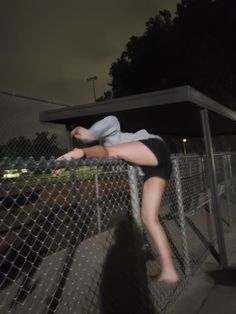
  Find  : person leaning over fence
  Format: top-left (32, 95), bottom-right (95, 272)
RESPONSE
top-left (54, 115), bottom-right (179, 284)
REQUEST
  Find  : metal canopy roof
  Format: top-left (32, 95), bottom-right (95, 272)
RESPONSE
top-left (40, 85), bottom-right (236, 137)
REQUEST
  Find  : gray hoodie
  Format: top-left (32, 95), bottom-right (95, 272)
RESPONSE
top-left (89, 115), bottom-right (163, 146)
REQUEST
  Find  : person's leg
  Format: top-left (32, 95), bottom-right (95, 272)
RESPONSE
top-left (56, 142), bottom-right (178, 283)
top-left (54, 143), bottom-right (130, 176)
top-left (83, 141), bottom-right (158, 166)
top-left (141, 176), bottom-right (179, 283)
top-left (57, 141), bottom-right (158, 166)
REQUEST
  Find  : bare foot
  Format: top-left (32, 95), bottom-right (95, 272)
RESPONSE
top-left (158, 270), bottom-right (179, 284)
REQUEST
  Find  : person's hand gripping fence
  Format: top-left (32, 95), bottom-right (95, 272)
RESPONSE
top-left (52, 149), bottom-right (85, 177)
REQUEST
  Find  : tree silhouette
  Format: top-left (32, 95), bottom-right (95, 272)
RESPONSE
top-left (0, 132), bottom-right (65, 161)
top-left (107, 0), bottom-right (236, 109)
top-left (31, 131), bottom-right (58, 160)
top-left (0, 136), bottom-right (32, 161)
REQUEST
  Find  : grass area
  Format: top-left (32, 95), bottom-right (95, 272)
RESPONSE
top-left (1, 166), bottom-right (101, 190)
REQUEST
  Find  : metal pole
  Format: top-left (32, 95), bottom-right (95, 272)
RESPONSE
top-left (92, 80), bottom-right (97, 102)
top-left (200, 109), bottom-right (228, 268)
top-left (94, 172), bottom-right (102, 232)
top-left (173, 158), bottom-right (191, 276)
top-left (223, 154), bottom-right (232, 227)
top-left (87, 76), bottom-right (97, 102)
top-left (198, 156), bottom-right (204, 192)
top-left (127, 165), bottom-right (142, 228)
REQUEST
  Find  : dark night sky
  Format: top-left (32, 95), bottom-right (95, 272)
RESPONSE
top-left (0, 0), bottom-right (179, 146)
top-left (0, 0), bottom-right (179, 103)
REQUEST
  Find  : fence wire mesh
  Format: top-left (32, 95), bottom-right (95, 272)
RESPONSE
top-left (0, 153), bottom-right (235, 314)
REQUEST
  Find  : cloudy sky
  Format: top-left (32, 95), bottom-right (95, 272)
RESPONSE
top-left (0, 0), bottom-right (179, 104)
top-left (1, 0), bottom-right (179, 147)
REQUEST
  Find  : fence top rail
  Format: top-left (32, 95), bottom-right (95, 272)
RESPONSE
top-left (1, 152), bottom-right (236, 170)
top-left (0, 156), bottom-right (126, 171)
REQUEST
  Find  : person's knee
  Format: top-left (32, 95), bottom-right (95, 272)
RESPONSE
top-left (141, 210), bottom-right (148, 226)
top-left (141, 210), bottom-right (154, 226)
top-left (141, 209), bottom-right (161, 228)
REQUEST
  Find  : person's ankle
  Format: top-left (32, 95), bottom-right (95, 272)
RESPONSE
top-left (158, 270), bottom-right (179, 284)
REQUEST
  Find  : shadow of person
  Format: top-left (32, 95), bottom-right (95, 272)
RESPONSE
top-left (207, 266), bottom-right (236, 287)
top-left (99, 218), bottom-right (156, 314)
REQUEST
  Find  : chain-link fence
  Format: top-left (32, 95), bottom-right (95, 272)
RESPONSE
top-left (1, 90), bottom-right (236, 313)
top-left (0, 152), bottom-right (235, 314)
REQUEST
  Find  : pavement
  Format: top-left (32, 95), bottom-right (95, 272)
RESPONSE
top-left (168, 224), bottom-right (236, 314)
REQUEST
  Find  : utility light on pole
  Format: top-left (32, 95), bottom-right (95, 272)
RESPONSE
top-left (182, 138), bottom-right (187, 154)
top-left (87, 76), bottom-right (97, 102)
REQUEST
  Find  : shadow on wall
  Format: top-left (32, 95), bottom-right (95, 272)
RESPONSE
top-left (99, 219), bottom-right (156, 314)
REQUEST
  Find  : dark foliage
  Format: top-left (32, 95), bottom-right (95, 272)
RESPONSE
top-left (106, 0), bottom-right (236, 109)
top-left (0, 131), bottom-right (65, 161)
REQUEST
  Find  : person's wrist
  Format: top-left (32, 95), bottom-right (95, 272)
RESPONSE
top-left (73, 148), bottom-right (85, 159)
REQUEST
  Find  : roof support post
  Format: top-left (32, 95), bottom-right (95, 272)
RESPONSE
top-left (200, 109), bottom-right (228, 268)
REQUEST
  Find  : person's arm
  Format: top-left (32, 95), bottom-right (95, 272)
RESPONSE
top-left (71, 116), bottom-right (120, 144)
top-left (89, 115), bottom-right (120, 141)
top-left (53, 116), bottom-right (120, 176)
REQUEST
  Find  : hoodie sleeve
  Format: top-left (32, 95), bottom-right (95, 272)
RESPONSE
top-left (89, 116), bottom-right (121, 141)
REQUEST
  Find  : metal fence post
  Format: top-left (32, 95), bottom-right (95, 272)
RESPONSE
top-left (223, 154), bottom-right (233, 227)
top-left (198, 156), bottom-right (204, 192)
top-left (127, 165), bottom-right (142, 228)
top-left (172, 158), bottom-right (191, 276)
top-left (228, 154), bottom-right (233, 179)
top-left (201, 109), bottom-right (228, 268)
top-left (94, 172), bottom-right (102, 233)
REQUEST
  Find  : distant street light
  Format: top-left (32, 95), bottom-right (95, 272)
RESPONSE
top-left (182, 138), bottom-right (187, 154)
top-left (87, 76), bottom-right (98, 102)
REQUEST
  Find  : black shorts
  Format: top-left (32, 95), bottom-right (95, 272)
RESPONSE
top-left (139, 138), bottom-right (172, 182)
